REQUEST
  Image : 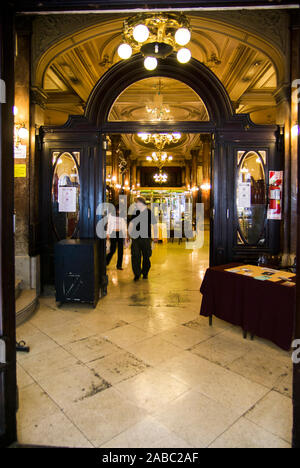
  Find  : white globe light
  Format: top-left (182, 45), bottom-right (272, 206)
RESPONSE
top-left (175, 28), bottom-right (191, 46)
top-left (133, 24), bottom-right (149, 43)
top-left (177, 48), bottom-right (191, 64)
top-left (144, 56), bottom-right (158, 71)
top-left (118, 43), bottom-right (132, 60)
top-left (18, 126), bottom-right (28, 139)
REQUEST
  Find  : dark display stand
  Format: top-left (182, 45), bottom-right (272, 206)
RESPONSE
top-left (55, 239), bottom-right (100, 308)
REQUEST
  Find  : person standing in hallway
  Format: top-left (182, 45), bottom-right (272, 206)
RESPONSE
top-left (129, 197), bottom-right (158, 281)
top-left (106, 205), bottom-right (128, 270)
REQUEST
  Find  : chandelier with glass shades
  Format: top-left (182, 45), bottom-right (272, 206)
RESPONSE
top-left (138, 132), bottom-right (181, 150)
top-left (118, 12), bottom-right (192, 71)
top-left (154, 170), bottom-right (168, 184)
top-left (146, 151), bottom-right (173, 164)
top-left (145, 152), bottom-right (173, 184)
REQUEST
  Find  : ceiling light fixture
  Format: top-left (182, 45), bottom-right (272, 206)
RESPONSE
top-left (154, 170), bottom-right (168, 184)
top-left (138, 132), bottom-right (181, 150)
top-left (118, 13), bottom-right (192, 70)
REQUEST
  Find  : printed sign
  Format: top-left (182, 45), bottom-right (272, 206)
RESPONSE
top-left (14, 144), bottom-right (27, 159)
top-left (58, 186), bottom-right (77, 212)
top-left (14, 164), bottom-right (26, 178)
top-left (238, 182), bottom-right (251, 208)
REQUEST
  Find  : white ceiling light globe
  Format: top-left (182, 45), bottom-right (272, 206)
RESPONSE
top-left (144, 56), bottom-right (158, 71)
top-left (175, 28), bottom-right (191, 46)
top-left (133, 24), bottom-right (149, 43)
top-left (177, 48), bottom-right (191, 64)
top-left (118, 43), bottom-right (132, 60)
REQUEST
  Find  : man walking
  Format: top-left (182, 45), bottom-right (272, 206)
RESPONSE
top-left (129, 197), bottom-right (158, 282)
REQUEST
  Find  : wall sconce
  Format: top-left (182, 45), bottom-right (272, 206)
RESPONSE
top-left (291, 124), bottom-right (299, 138)
top-left (200, 183), bottom-right (211, 191)
top-left (14, 123), bottom-right (28, 147)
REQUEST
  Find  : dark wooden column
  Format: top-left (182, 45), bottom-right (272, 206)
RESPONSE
top-left (191, 149), bottom-right (198, 187)
top-left (131, 159), bottom-right (137, 188)
top-left (0, 5), bottom-right (17, 447)
top-left (110, 134), bottom-right (121, 203)
top-left (292, 10), bottom-right (300, 450)
top-left (201, 135), bottom-right (211, 223)
top-left (185, 160), bottom-right (191, 188)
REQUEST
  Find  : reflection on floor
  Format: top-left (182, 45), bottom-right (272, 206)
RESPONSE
top-left (17, 240), bottom-right (292, 448)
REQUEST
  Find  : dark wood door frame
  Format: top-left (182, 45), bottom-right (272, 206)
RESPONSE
top-left (0, 6), bottom-right (17, 448)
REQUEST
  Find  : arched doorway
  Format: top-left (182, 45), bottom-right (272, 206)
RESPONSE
top-left (40, 54), bottom-right (281, 289)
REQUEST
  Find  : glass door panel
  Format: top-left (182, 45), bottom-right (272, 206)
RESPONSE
top-left (236, 150), bottom-right (267, 246)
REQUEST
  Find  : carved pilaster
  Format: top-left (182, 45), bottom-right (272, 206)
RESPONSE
top-left (30, 86), bottom-right (48, 110)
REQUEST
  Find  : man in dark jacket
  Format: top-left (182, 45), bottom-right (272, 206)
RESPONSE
top-left (129, 197), bottom-right (158, 281)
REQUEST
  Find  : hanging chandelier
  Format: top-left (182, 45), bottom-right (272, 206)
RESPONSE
top-left (145, 79), bottom-right (171, 121)
top-left (146, 151), bottom-right (173, 164)
top-left (118, 12), bottom-right (192, 71)
top-left (146, 102), bottom-right (171, 121)
top-left (154, 170), bottom-right (168, 184)
top-left (138, 132), bottom-right (181, 150)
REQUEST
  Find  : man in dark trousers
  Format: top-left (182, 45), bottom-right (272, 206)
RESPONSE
top-left (129, 197), bottom-right (158, 282)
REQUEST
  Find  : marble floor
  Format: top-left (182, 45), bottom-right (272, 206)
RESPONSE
top-left (16, 239), bottom-right (293, 448)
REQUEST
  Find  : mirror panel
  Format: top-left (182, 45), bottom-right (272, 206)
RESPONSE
top-left (236, 151), bottom-right (266, 246)
top-left (51, 152), bottom-right (80, 240)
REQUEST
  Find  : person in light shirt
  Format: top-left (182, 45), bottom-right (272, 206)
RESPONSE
top-left (106, 205), bottom-right (128, 271)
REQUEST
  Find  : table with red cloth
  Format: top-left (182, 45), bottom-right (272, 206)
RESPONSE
top-left (200, 263), bottom-right (296, 351)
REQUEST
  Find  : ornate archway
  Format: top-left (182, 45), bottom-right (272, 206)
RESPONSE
top-left (40, 48), bottom-right (281, 284)
top-left (85, 53), bottom-right (234, 127)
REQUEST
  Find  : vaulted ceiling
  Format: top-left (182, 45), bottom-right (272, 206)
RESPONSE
top-left (41, 13), bottom-right (278, 128)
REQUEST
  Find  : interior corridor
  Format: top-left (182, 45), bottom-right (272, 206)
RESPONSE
top-left (16, 238), bottom-right (292, 448)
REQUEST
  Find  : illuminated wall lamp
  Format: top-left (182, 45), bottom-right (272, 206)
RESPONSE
top-left (200, 183), bottom-right (211, 191)
top-left (291, 124), bottom-right (299, 138)
top-left (14, 123), bottom-right (29, 147)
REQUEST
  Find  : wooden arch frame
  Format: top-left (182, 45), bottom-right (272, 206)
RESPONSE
top-left (85, 53), bottom-right (234, 128)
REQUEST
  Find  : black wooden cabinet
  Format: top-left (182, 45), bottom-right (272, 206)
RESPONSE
top-left (55, 239), bottom-right (100, 307)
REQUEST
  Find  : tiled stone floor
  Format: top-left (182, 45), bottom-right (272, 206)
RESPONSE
top-left (16, 240), bottom-right (293, 448)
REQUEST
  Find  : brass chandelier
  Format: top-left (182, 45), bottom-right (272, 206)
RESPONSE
top-left (154, 170), bottom-right (168, 184)
top-left (118, 12), bottom-right (192, 70)
top-left (138, 132), bottom-right (182, 150)
top-left (146, 151), bottom-right (173, 164)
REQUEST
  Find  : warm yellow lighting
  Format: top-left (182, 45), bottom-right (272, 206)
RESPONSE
top-left (177, 48), bottom-right (191, 64)
top-left (144, 56), bottom-right (157, 71)
top-left (118, 43), bottom-right (132, 60)
top-left (138, 132), bottom-right (181, 150)
top-left (18, 126), bottom-right (29, 139)
top-left (175, 28), bottom-right (191, 46)
top-left (133, 24), bottom-right (149, 43)
top-left (292, 124), bottom-right (299, 138)
top-left (200, 183), bottom-right (211, 191)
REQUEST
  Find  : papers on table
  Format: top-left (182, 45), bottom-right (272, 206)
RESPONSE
top-left (225, 265), bottom-right (296, 284)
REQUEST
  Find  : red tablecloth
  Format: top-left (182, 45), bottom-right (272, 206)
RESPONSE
top-left (200, 264), bottom-right (296, 351)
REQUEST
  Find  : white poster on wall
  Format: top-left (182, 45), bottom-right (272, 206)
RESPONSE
top-left (14, 144), bottom-right (27, 159)
top-left (238, 182), bottom-right (251, 208)
top-left (58, 186), bottom-right (77, 212)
